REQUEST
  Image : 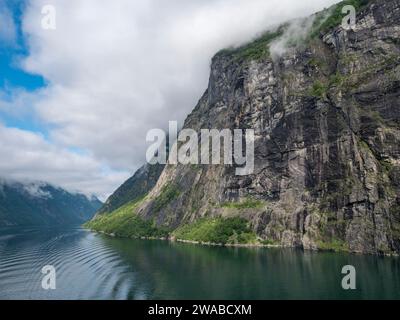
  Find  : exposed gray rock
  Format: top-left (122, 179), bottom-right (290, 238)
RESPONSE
top-left (121, 0), bottom-right (400, 255)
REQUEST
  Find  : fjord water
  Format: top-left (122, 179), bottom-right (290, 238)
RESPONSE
top-left (0, 227), bottom-right (399, 300)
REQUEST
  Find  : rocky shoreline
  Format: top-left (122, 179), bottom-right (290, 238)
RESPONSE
top-left (87, 228), bottom-right (399, 256)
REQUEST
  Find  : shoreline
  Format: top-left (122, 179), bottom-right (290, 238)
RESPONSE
top-left (86, 228), bottom-right (399, 256)
top-left (88, 229), bottom-right (281, 249)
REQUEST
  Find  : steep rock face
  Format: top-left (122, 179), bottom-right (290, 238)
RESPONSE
top-left (137, 0), bottom-right (400, 254)
top-left (96, 163), bottom-right (164, 215)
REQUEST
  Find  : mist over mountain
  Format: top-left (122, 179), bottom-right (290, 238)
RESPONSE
top-left (0, 179), bottom-right (102, 226)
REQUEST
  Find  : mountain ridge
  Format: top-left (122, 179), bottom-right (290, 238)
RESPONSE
top-left (0, 179), bottom-right (102, 226)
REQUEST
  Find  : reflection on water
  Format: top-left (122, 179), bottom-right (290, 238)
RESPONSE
top-left (0, 226), bottom-right (399, 299)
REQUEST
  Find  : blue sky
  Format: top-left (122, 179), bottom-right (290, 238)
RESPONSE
top-left (0, 0), bottom-right (45, 89)
top-left (0, 0), bottom-right (46, 134)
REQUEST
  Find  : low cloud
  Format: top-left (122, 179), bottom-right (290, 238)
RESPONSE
top-left (270, 7), bottom-right (335, 59)
top-left (270, 17), bottom-right (316, 59)
top-left (0, 124), bottom-right (130, 200)
top-left (22, 181), bottom-right (52, 199)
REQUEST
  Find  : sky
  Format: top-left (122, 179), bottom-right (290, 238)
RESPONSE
top-left (0, 0), bottom-right (339, 200)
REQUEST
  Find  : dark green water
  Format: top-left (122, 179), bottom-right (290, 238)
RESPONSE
top-left (0, 227), bottom-right (399, 299)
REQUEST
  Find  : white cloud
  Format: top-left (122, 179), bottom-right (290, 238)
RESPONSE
top-left (22, 181), bottom-right (52, 199)
top-left (1, 0), bottom-right (339, 198)
top-left (270, 17), bottom-right (316, 59)
top-left (0, 124), bottom-right (130, 200)
top-left (0, 87), bottom-right (43, 119)
top-left (269, 8), bottom-right (335, 59)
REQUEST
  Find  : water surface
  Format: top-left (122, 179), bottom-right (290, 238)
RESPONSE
top-left (0, 227), bottom-right (399, 299)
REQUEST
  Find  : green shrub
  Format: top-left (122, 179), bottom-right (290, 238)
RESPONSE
top-left (215, 29), bottom-right (283, 62)
top-left (329, 73), bottom-right (345, 87)
top-left (317, 238), bottom-right (349, 252)
top-left (84, 200), bottom-right (169, 238)
top-left (311, 0), bottom-right (371, 37)
top-left (309, 81), bottom-right (328, 98)
top-left (152, 184), bottom-right (181, 212)
top-left (173, 217), bottom-right (257, 245)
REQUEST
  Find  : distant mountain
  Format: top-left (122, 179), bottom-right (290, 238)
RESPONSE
top-left (0, 180), bottom-right (102, 227)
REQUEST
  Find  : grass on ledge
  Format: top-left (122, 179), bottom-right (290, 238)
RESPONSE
top-left (317, 238), bottom-right (350, 252)
top-left (215, 29), bottom-right (284, 62)
top-left (308, 80), bottom-right (329, 98)
top-left (84, 200), bottom-right (169, 238)
top-left (311, 0), bottom-right (371, 38)
top-left (152, 183), bottom-right (181, 213)
top-left (173, 217), bottom-right (257, 245)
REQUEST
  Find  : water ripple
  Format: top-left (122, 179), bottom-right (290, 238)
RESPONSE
top-left (1, 226), bottom-right (400, 300)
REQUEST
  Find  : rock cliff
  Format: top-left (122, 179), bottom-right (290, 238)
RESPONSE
top-left (92, 0), bottom-right (400, 255)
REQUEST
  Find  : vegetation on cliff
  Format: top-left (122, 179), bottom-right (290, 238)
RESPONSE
top-left (84, 199), bottom-right (170, 238)
top-left (152, 183), bottom-right (181, 213)
top-left (214, 0), bottom-right (372, 64)
top-left (214, 29), bottom-right (283, 62)
top-left (86, 201), bottom-right (259, 245)
top-left (173, 217), bottom-right (258, 245)
top-left (311, 0), bottom-right (371, 37)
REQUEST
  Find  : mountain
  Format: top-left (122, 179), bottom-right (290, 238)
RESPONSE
top-left (0, 180), bottom-right (102, 226)
top-left (96, 163), bottom-right (165, 215)
top-left (87, 0), bottom-right (400, 255)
